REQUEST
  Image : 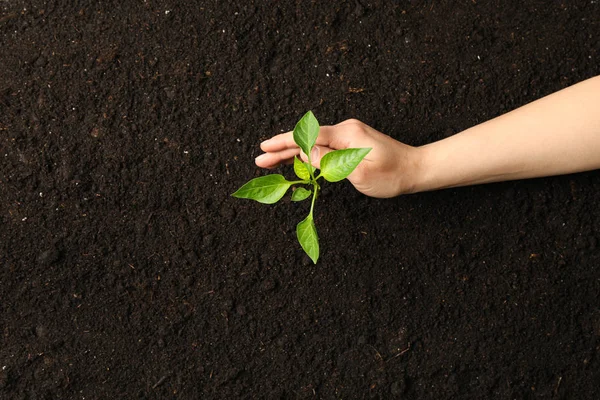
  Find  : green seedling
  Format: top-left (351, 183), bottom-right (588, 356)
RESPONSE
top-left (232, 111), bottom-right (371, 264)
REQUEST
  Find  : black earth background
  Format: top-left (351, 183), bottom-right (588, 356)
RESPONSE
top-left (1, 1), bottom-right (599, 399)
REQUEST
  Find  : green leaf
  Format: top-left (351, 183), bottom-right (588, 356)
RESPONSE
top-left (293, 111), bottom-right (319, 159)
top-left (293, 156), bottom-right (310, 180)
top-left (304, 161), bottom-right (316, 176)
top-left (320, 148), bottom-right (372, 182)
top-left (297, 215), bottom-right (319, 264)
top-left (291, 187), bottom-right (312, 202)
top-left (232, 174), bottom-right (292, 204)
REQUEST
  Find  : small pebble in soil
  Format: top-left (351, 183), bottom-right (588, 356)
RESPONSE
top-left (35, 326), bottom-right (47, 338)
top-left (34, 56), bottom-right (47, 67)
top-left (164, 87), bottom-right (176, 99)
top-left (37, 247), bottom-right (60, 265)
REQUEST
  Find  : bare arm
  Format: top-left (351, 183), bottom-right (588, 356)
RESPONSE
top-left (256, 75), bottom-right (600, 197)
top-left (416, 75), bottom-right (600, 192)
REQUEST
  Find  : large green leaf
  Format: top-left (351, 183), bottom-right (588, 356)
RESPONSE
top-left (320, 148), bottom-right (372, 182)
top-left (297, 215), bottom-right (319, 264)
top-left (293, 111), bottom-right (319, 159)
top-left (231, 174), bottom-right (292, 204)
top-left (291, 187), bottom-right (312, 202)
top-left (293, 156), bottom-right (311, 180)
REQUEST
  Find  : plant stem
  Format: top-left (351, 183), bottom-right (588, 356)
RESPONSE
top-left (305, 149), bottom-right (319, 217)
top-left (309, 182), bottom-right (318, 217)
top-left (306, 152), bottom-right (317, 182)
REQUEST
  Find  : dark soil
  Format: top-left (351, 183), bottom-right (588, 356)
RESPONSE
top-left (1, 1), bottom-right (599, 398)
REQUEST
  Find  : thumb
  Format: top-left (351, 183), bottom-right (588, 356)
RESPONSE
top-left (299, 145), bottom-right (332, 169)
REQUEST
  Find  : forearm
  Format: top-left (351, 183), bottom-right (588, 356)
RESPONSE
top-left (412, 75), bottom-right (600, 192)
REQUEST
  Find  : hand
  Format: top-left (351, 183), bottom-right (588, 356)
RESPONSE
top-left (255, 119), bottom-right (421, 198)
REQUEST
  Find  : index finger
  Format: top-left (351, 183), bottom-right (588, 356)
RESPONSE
top-left (260, 126), bottom-right (344, 152)
top-left (260, 131), bottom-right (295, 152)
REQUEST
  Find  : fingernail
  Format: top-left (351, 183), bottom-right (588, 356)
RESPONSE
top-left (311, 146), bottom-right (319, 160)
top-left (255, 154), bottom-right (267, 162)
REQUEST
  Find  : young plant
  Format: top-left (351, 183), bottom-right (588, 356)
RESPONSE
top-left (232, 111), bottom-right (371, 264)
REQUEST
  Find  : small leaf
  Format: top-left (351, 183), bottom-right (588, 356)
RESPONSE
top-left (293, 156), bottom-right (310, 180)
top-left (232, 174), bottom-right (292, 204)
top-left (291, 187), bottom-right (312, 202)
top-left (297, 215), bottom-right (319, 264)
top-left (320, 148), bottom-right (372, 182)
top-left (293, 111), bottom-right (319, 159)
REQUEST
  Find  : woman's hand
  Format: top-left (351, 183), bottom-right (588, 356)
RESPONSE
top-left (255, 119), bottom-right (422, 198)
top-left (256, 76), bottom-right (600, 197)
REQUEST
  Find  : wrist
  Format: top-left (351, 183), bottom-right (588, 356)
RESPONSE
top-left (409, 141), bottom-right (459, 193)
top-left (397, 145), bottom-right (429, 195)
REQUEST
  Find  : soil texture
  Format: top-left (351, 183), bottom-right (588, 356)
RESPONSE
top-left (1, 1), bottom-right (599, 399)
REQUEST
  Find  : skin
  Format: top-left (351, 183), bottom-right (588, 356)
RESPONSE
top-left (255, 75), bottom-right (600, 198)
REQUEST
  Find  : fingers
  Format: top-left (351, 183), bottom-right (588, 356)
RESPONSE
top-left (298, 145), bottom-right (334, 169)
top-left (319, 126), bottom-right (353, 149)
top-left (260, 132), bottom-right (296, 152)
top-left (255, 147), bottom-right (300, 168)
top-left (257, 119), bottom-right (366, 170)
top-left (261, 125), bottom-right (356, 152)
